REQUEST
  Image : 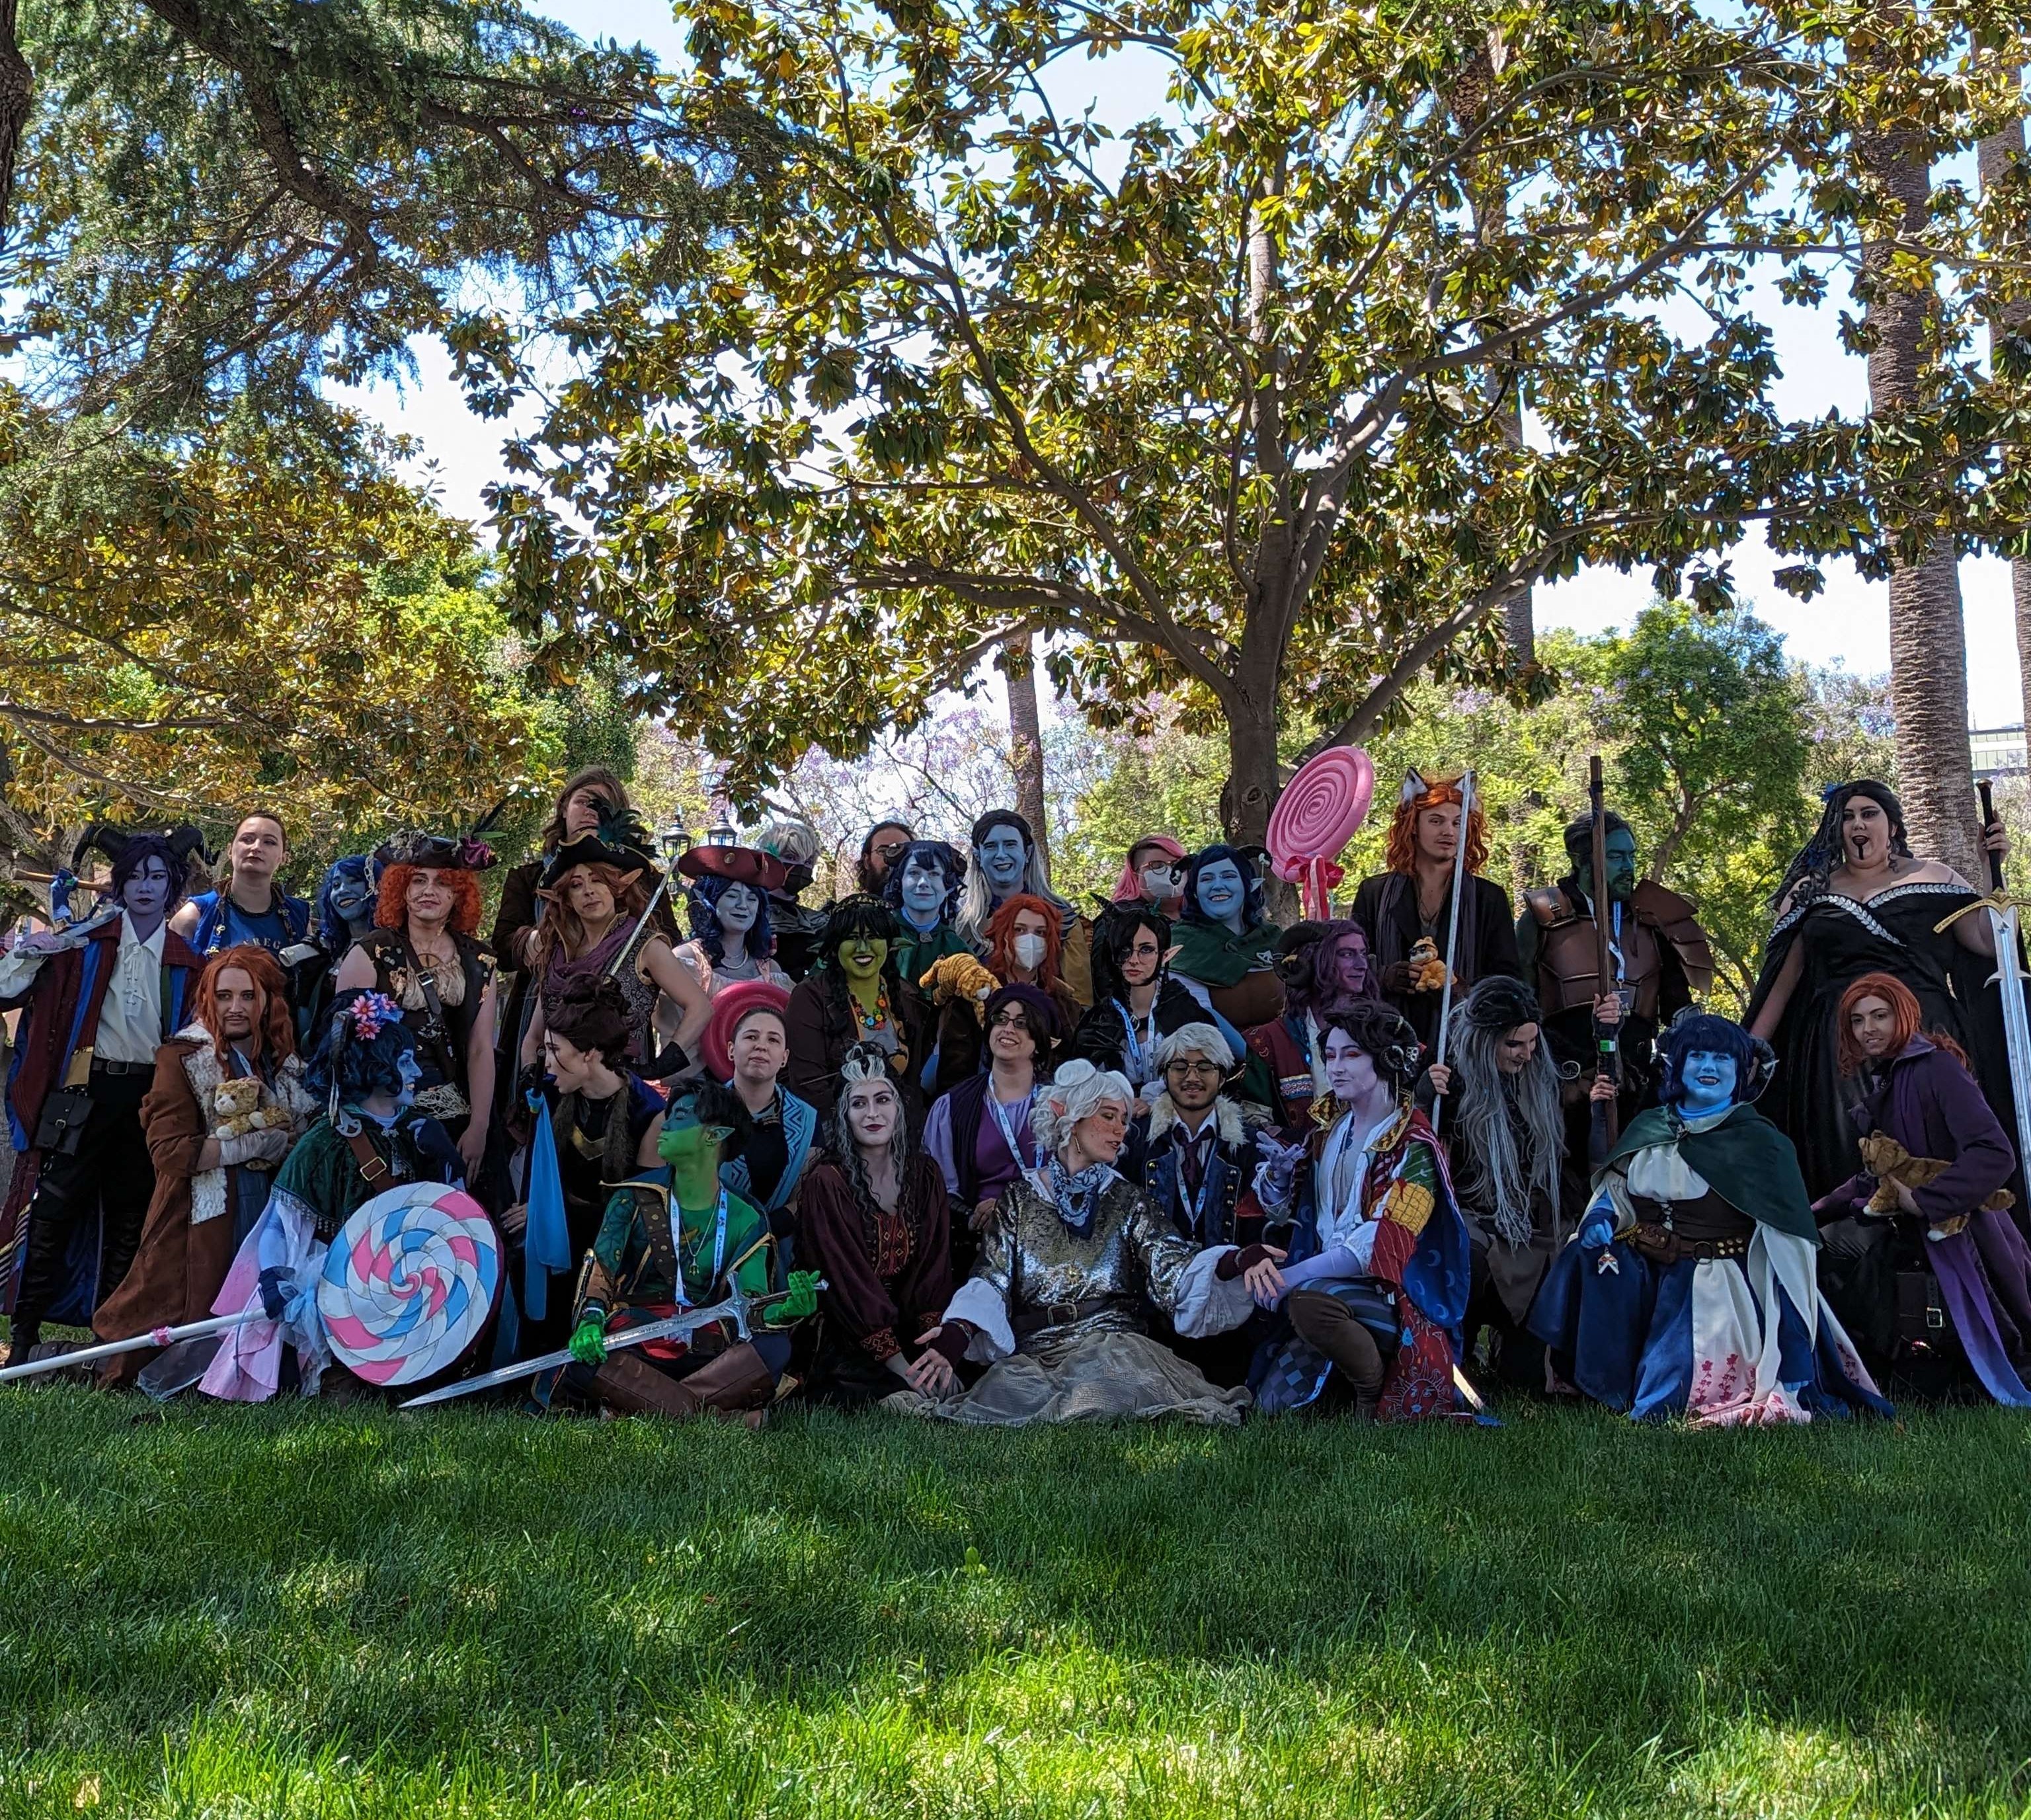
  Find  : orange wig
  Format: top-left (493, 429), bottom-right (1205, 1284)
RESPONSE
top-left (1837, 971), bottom-right (1966, 1076)
top-left (1384, 774), bottom-right (1490, 877)
top-left (986, 892), bottom-right (1066, 986)
top-left (375, 862), bottom-right (483, 937)
top-left (196, 943), bottom-right (296, 1066)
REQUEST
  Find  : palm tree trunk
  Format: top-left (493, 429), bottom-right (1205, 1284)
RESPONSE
top-left (1858, 79), bottom-right (1979, 878)
top-left (0, 1), bottom-right (30, 235)
top-left (1978, 77), bottom-right (2031, 767)
top-left (1001, 631), bottom-right (1050, 879)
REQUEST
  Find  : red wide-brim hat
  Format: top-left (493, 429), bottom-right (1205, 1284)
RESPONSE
top-left (701, 980), bottom-right (793, 1083)
top-left (676, 844), bottom-right (791, 894)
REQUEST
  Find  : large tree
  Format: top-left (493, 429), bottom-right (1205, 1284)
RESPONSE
top-left (491, 0), bottom-right (2021, 841)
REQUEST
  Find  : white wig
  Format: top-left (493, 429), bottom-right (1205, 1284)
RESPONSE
top-left (1149, 1021), bottom-right (1236, 1074)
top-left (754, 816), bottom-right (822, 869)
top-left (1031, 1059), bottom-right (1136, 1158)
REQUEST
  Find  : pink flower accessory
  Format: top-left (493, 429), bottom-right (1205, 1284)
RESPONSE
top-left (345, 992), bottom-right (405, 1042)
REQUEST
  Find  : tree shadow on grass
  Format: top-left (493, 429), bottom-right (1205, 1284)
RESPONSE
top-left (0, 1396), bottom-right (2026, 1814)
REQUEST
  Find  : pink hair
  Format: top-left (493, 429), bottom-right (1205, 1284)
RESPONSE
top-left (1111, 834), bottom-right (1187, 904)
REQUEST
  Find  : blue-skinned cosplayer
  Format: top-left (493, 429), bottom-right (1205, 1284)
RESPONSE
top-left (1527, 1011), bottom-right (1892, 1423)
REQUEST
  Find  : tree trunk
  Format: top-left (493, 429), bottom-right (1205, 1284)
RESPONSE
top-left (0, 0), bottom-right (29, 237)
top-left (1977, 77), bottom-right (2031, 768)
top-left (1219, 690), bottom-right (1282, 851)
top-left (1858, 84), bottom-right (1979, 878)
top-left (1000, 631), bottom-right (1050, 878)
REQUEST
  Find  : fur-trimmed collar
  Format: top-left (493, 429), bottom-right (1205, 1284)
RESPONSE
top-left (1145, 1089), bottom-right (1246, 1148)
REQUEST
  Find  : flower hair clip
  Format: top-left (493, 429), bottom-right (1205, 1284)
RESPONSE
top-left (346, 992), bottom-right (404, 1041)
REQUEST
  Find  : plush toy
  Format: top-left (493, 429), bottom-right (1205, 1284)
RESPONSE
top-left (1858, 1130), bottom-right (2012, 1231)
top-left (1404, 937), bottom-right (1451, 994)
top-left (918, 952), bottom-right (1000, 1022)
top-left (212, 1076), bottom-right (289, 1138)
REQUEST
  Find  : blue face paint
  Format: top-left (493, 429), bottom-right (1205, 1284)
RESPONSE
top-left (393, 1049), bottom-right (422, 1112)
top-left (1195, 858), bottom-right (1246, 928)
top-left (1677, 1050), bottom-right (1737, 1117)
top-left (717, 883), bottom-right (760, 935)
top-left (122, 857), bottom-right (175, 925)
top-left (978, 827), bottom-right (1028, 895)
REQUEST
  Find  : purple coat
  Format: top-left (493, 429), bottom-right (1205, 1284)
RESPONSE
top-left (1825, 1038), bottom-right (2031, 1406)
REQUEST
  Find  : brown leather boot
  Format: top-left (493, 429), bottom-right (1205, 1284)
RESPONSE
top-left (592, 1342), bottom-right (777, 1422)
top-left (592, 1350), bottom-right (707, 1419)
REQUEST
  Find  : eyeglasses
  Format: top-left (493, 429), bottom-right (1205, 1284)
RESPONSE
top-left (1165, 1058), bottom-right (1221, 1077)
top-left (989, 1009), bottom-right (1032, 1029)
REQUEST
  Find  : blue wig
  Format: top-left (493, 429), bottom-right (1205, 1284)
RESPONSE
top-left (314, 854), bottom-right (382, 955)
top-left (1659, 1013), bottom-right (1774, 1106)
top-left (688, 872), bottom-right (777, 965)
top-left (306, 990), bottom-right (420, 1112)
top-left (881, 838), bottom-right (965, 926)
top-left (1179, 844), bottom-right (1267, 931)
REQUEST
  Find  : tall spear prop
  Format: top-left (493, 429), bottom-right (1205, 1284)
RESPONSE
top-left (1977, 781), bottom-right (2031, 1183)
top-left (1590, 756), bottom-right (1622, 1150)
top-left (1429, 769), bottom-right (1476, 1139)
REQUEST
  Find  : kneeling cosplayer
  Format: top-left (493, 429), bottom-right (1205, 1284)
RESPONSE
top-left (561, 1076), bottom-right (816, 1423)
top-left (1529, 1012), bottom-right (1891, 1423)
top-left (913, 1060), bottom-right (1261, 1425)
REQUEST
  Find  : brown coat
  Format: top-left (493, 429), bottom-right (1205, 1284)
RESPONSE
top-left (92, 1031), bottom-right (316, 1386)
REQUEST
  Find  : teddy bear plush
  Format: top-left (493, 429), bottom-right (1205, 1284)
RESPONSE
top-left (1856, 1130), bottom-right (2012, 1235)
top-left (1404, 937), bottom-right (1451, 994)
top-left (212, 1076), bottom-right (290, 1139)
top-left (918, 952), bottom-right (1000, 1022)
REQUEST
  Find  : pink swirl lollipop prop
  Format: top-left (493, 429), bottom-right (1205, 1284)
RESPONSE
top-left (1269, 746), bottom-right (1376, 918)
top-left (317, 1183), bottom-right (500, 1386)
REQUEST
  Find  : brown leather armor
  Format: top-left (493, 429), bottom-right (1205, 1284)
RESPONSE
top-left (1527, 881), bottom-right (1714, 1015)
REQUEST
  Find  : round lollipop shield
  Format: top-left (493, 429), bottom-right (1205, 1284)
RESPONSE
top-left (318, 1183), bottom-right (501, 1386)
top-left (1268, 746), bottom-right (1376, 916)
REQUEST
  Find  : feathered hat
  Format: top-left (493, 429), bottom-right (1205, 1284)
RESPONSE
top-left (538, 800), bottom-right (658, 889)
top-left (376, 801), bottom-right (507, 873)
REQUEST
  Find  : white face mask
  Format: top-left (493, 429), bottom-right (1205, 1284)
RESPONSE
top-left (1140, 865), bottom-right (1177, 899)
top-left (1012, 932), bottom-right (1047, 971)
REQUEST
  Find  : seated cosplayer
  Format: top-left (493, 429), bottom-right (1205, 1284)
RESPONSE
top-left (1246, 1003), bottom-right (1473, 1422)
top-left (561, 1076), bottom-right (817, 1424)
top-left (797, 1045), bottom-right (955, 1408)
top-left (202, 990), bottom-right (463, 1402)
top-left (1529, 1011), bottom-right (1892, 1424)
top-left (911, 1060), bottom-right (1261, 1426)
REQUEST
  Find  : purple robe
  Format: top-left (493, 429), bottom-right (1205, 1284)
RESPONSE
top-left (1824, 1038), bottom-right (2031, 1406)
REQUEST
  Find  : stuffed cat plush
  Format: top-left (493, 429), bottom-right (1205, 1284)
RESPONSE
top-left (918, 952), bottom-right (1000, 1022)
top-left (212, 1076), bottom-right (289, 1138)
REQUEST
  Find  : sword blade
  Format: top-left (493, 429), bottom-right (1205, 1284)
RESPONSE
top-left (1987, 905), bottom-right (2031, 1176)
top-left (396, 1293), bottom-right (746, 1409)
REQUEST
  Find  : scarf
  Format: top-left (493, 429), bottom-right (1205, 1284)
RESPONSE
top-left (1047, 1156), bottom-right (1113, 1238)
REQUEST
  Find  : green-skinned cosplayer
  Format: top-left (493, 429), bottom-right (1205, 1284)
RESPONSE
top-left (559, 1076), bottom-right (817, 1424)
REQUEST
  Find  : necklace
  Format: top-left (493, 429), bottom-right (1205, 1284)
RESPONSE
top-left (854, 982), bottom-right (891, 1031)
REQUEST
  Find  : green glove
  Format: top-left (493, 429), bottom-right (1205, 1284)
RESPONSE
top-left (770, 1270), bottom-right (820, 1323)
top-left (568, 1316), bottom-right (608, 1366)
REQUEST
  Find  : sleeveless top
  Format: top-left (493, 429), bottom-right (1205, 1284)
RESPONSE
top-left (356, 928), bottom-right (496, 1118)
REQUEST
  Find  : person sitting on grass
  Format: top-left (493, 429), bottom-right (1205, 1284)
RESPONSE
top-left (797, 1045), bottom-right (955, 1409)
top-left (559, 1076), bottom-right (818, 1425)
top-left (1246, 1003), bottom-right (1474, 1422)
top-left (909, 1059), bottom-right (1263, 1425)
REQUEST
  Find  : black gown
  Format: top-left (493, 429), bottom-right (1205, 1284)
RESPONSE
top-left (1748, 882), bottom-right (2022, 1201)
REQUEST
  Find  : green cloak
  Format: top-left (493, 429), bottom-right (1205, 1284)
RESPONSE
top-left (1170, 917), bottom-right (1284, 990)
top-left (894, 922), bottom-right (970, 991)
top-left (1599, 1103), bottom-right (1819, 1246)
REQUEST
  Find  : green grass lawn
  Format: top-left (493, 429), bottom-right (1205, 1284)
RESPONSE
top-left (0, 1394), bottom-right (2024, 1819)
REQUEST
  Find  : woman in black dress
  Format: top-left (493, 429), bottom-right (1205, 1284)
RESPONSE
top-left (1747, 780), bottom-right (2014, 1199)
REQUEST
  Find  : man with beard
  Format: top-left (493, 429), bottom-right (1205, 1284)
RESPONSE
top-left (1519, 809), bottom-right (1711, 1157)
top-left (1245, 920), bottom-right (1378, 1131)
top-left (1421, 976), bottom-right (1611, 1392)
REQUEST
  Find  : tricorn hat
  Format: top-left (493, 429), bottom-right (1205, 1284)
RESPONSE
top-left (677, 843), bottom-right (790, 894)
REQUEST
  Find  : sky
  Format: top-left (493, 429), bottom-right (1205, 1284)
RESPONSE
top-left (332, 0), bottom-right (2030, 732)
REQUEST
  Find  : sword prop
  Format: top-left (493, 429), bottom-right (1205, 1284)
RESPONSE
top-left (1429, 768), bottom-right (1476, 1138)
top-left (395, 1278), bottom-right (822, 1409)
top-left (1977, 781), bottom-right (2031, 1183)
top-left (0, 1308), bottom-right (264, 1382)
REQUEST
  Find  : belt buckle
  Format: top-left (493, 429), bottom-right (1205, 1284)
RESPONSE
top-left (1046, 1300), bottom-right (1081, 1327)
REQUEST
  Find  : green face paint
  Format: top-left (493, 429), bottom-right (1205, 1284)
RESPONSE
top-left (838, 937), bottom-right (888, 983)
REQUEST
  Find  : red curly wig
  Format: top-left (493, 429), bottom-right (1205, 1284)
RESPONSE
top-left (986, 892), bottom-right (1065, 987)
top-left (1837, 971), bottom-right (1967, 1076)
top-left (375, 862), bottom-right (484, 937)
top-left (1384, 775), bottom-right (1490, 877)
top-left (196, 944), bottom-right (296, 1066)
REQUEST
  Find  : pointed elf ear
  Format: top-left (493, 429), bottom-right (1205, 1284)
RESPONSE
top-left (1163, 944), bottom-right (1182, 967)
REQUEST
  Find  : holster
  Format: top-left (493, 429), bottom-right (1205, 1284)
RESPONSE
top-left (32, 1087), bottom-right (95, 1156)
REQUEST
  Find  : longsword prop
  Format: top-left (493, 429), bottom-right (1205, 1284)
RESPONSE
top-left (1976, 781), bottom-right (2031, 1183)
top-left (0, 1308), bottom-right (263, 1382)
top-left (394, 1278), bottom-right (822, 1409)
top-left (1429, 768), bottom-right (1476, 1139)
